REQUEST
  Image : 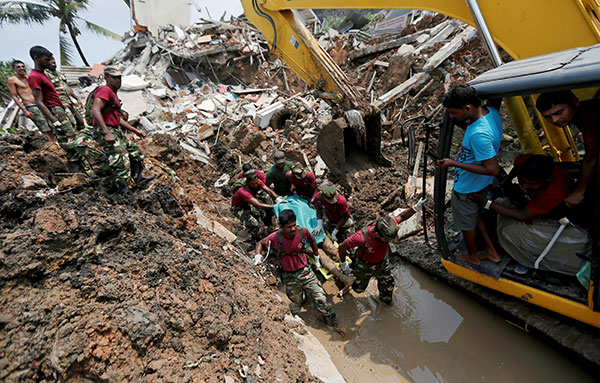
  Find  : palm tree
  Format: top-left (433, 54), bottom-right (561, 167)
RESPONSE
top-left (0, 0), bottom-right (123, 66)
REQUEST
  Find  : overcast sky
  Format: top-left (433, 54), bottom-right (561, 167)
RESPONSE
top-left (0, 0), bottom-right (244, 68)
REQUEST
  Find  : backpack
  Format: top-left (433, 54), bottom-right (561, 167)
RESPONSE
top-left (229, 177), bottom-right (247, 196)
top-left (275, 228), bottom-right (306, 257)
top-left (84, 85), bottom-right (119, 126)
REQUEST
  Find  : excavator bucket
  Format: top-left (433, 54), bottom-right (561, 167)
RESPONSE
top-left (317, 111), bottom-right (391, 181)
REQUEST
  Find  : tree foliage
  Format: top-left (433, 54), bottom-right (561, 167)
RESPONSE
top-left (0, 0), bottom-right (122, 66)
top-left (0, 61), bottom-right (16, 103)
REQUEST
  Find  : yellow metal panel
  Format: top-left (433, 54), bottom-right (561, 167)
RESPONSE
top-left (441, 259), bottom-right (600, 328)
top-left (503, 96), bottom-right (544, 155)
top-left (257, 0), bottom-right (600, 59)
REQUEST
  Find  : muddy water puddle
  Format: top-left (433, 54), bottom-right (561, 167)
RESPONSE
top-left (299, 263), bottom-right (595, 383)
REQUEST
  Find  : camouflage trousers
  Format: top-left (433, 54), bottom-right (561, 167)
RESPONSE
top-left (352, 255), bottom-right (395, 304)
top-left (24, 104), bottom-right (50, 133)
top-left (49, 106), bottom-right (81, 163)
top-left (231, 190), bottom-right (272, 238)
top-left (75, 125), bottom-right (133, 180)
top-left (282, 264), bottom-right (335, 318)
top-left (63, 100), bottom-right (85, 131)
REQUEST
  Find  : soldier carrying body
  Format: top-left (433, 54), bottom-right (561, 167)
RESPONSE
top-left (338, 198), bottom-right (426, 304)
top-left (254, 209), bottom-right (338, 326)
top-left (231, 169), bottom-right (280, 240)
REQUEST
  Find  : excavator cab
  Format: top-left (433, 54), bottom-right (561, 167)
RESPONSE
top-left (433, 44), bottom-right (600, 327)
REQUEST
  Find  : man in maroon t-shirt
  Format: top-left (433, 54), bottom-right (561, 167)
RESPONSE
top-left (338, 198), bottom-right (425, 304)
top-left (28, 45), bottom-right (85, 173)
top-left (468, 154), bottom-right (587, 274)
top-left (89, 66), bottom-right (152, 192)
top-left (231, 170), bottom-right (276, 239)
top-left (285, 163), bottom-right (317, 201)
top-left (468, 154), bottom-right (571, 222)
top-left (313, 182), bottom-right (354, 242)
top-left (254, 209), bottom-right (337, 326)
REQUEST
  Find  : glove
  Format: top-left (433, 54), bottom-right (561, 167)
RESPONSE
top-left (331, 228), bottom-right (339, 242)
top-left (313, 255), bottom-right (322, 269)
top-left (275, 197), bottom-right (283, 204)
top-left (253, 253), bottom-right (263, 265)
top-left (412, 197), bottom-right (427, 212)
top-left (313, 219), bottom-right (324, 236)
top-left (340, 261), bottom-right (351, 276)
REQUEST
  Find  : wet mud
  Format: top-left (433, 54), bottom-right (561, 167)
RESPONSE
top-left (299, 262), bottom-right (596, 383)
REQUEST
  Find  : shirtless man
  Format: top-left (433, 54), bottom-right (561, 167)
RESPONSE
top-left (7, 60), bottom-right (52, 139)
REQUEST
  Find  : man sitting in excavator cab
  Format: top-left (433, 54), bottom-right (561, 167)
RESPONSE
top-left (468, 154), bottom-right (589, 275)
top-left (535, 90), bottom-right (600, 212)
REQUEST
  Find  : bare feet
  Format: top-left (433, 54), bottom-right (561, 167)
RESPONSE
top-left (455, 251), bottom-right (480, 265)
top-left (481, 248), bottom-right (501, 263)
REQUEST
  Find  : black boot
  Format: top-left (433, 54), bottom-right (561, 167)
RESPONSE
top-left (66, 160), bottom-right (86, 174)
top-left (115, 178), bottom-right (129, 194)
top-left (130, 159), bottom-right (155, 187)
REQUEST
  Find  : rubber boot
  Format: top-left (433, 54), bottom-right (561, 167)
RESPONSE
top-left (130, 159), bottom-right (155, 187)
top-left (324, 312), bottom-right (338, 327)
top-left (115, 178), bottom-right (129, 194)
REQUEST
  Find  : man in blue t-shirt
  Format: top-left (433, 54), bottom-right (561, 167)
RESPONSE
top-left (434, 84), bottom-right (503, 265)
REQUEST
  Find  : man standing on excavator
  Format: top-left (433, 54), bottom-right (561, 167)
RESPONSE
top-left (434, 84), bottom-right (503, 266)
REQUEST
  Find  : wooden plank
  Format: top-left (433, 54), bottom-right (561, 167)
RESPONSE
top-left (423, 26), bottom-right (477, 72)
top-left (348, 31), bottom-right (424, 61)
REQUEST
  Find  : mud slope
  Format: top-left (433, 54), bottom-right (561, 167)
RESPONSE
top-left (0, 132), bottom-right (318, 383)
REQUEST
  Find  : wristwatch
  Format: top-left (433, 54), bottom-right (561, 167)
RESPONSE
top-left (484, 200), bottom-right (492, 210)
top-left (52, 120), bottom-right (62, 127)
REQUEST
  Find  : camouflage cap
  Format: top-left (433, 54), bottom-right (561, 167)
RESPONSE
top-left (320, 181), bottom-right (338, 203)
top-left (243, 169), bottom-right (258, 181)
top-left (104, 65), bottom-right (122, 77)
top-left (274, 150), bottom-right (286, 164)
top-left (375, 217), bottom-right (398, 241)
top-left (291, 163), bottom-right (306, 179)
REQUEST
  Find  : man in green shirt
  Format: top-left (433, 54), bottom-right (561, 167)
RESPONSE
top-left (266, 150), bottom-right (293, 196)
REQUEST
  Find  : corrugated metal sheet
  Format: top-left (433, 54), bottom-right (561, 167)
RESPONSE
top-left (469, 44), bottom-right (600, 98)
top-left (60, 65), bottom-right (92, 86)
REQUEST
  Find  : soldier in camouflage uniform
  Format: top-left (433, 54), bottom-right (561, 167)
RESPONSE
top-left (89, 66), bottom-right (154, 192)
top-left (338, 198), bottom-right (426, 304)
top-left (231, 169), bottom-right (278, 239)
top-left (254, 209), bottom-right (337, 326)
top-left (27, 46), bottom-right (86, 173)
top-left (46, 58), bottom-right (85, 130)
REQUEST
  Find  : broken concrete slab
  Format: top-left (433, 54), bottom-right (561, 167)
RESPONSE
top-left (255, 101), bottom-right (284, 129)
top-left (119, 90), bottom-right (149, 119)
top-left (423, 26), bottom-right (477, 72)
top-left (372, 72), bottom-right (430, 108)
top-left (121, 75), bottom-right (150, 91)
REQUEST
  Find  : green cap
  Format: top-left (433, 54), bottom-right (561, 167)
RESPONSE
top-left (291, 163), bottom-right (306, 179)
top-left (320, 182), bottom-right (338, 203)
top-left (243, 169), bottom-right (258, 181)
top-left (104, 65), bottom-right (122, 77)
top-left (375, 217), bottom-right (398, 241)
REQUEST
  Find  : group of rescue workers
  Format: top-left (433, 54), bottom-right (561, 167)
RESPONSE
top-left (231, 149), bottom-right (426, 326)
top-left (231, 83), bottom-right (598, 327)
top-left (8, 46), bottom-right (154, 193)
top-left (8, 44), bottom-right (598, 328)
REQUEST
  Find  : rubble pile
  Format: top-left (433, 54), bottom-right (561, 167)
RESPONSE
top-left (0, 131), bottom-right (321, 382)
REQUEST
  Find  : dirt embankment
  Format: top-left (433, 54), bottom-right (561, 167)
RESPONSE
top-left (0, 132), bottom-right (318, 383)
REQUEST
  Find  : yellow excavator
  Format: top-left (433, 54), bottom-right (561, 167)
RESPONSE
top-left (240, 0), bottom-right (600, 331)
